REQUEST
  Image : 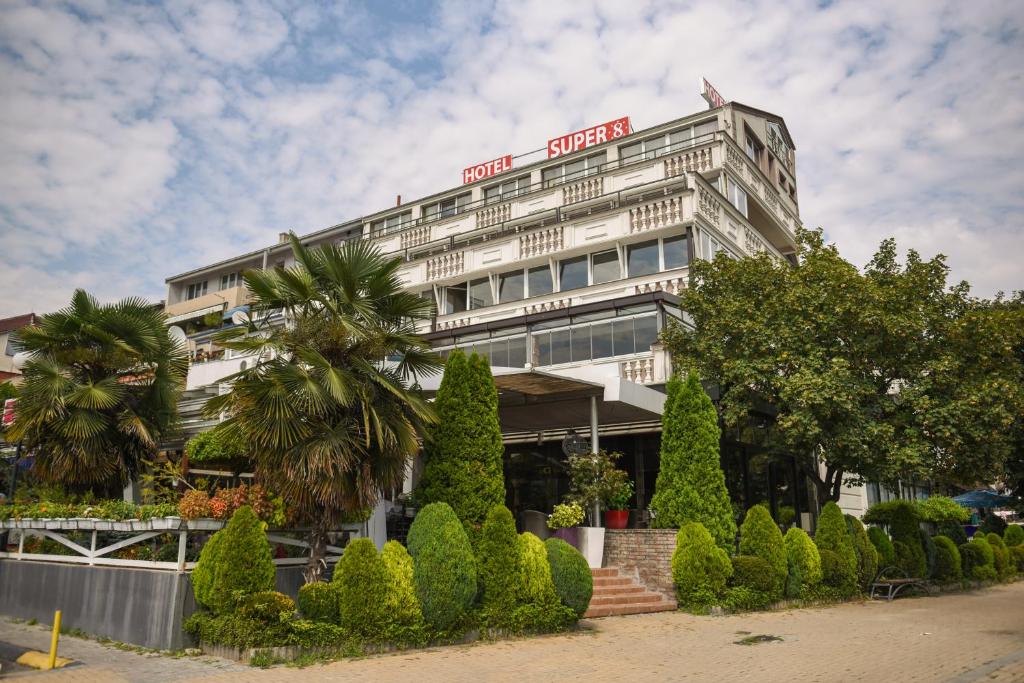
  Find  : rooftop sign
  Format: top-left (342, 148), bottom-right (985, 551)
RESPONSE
top-left (701, 77), bottom-right (726, 109)
top-left (462, 154), bottom-right (514, 185)
top-left (547, 116), bottom-right (630, 159)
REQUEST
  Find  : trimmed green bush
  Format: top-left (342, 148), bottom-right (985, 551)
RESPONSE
top-left (516, 532), bottom-right (575, 632)
top-left (237, 591), bottom-right (296, 623)
top-left (818, 549), bottom-right (846, 588)
top-left (650, 373), bottom-right (736, 552)
top-left (738, 505), bottom-right (786, 597)
top-left (932, 535), bottom-right (962, 582)
top-left (1010, 545), bottom-right (1024, 573)
top-left (986, 533), bottom-right (1012, 580)
top-left (192, 505), bottom-right (275, 614)
top-left (417, 350), bottom-right (505, 540)
top-left (814, 502), bottom-right (857, 594)
top-left (846, 515), bottom-right (879, 589)
top-left (938, 521), bottom-right (968, 546)
top-left (545, 538), bottom-right (593, 618)
top-left (333, 538), bottom-right (390, 639)
top-left (867, 527), bottom-right (896, 569)
top-left (297, 582), bottom-right (338, 624)
top-left (959, 542), bottom-right (982, 580)
top-left (722, 586), bottom-right (775, 612)
top-left (729, 555), bottom-right (776, 594)
top-left (478, 505), bottom-right (524, 626)
top-left (889, 501), bottom-right (926, 578)
top-left (1005, 524), bottom-right (1024, 547)
top-left (672, 522), bottom-right (733, 611)
top-left (406, 502), bottom-right (477, 631)
top-left (979, 514), bottom-right (1008, 536)
top-left (380, 540), bottom-right (424, 634)
top-left (783, 527), bottom-right (822, 598)
top-left (969, 537), bottom-right (997, 581)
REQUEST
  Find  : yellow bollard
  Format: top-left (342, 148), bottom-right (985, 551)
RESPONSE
top-left (48, 610), bottom-right (61, 670)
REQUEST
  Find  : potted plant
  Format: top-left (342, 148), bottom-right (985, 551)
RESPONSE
top-left (547, 502), bottom-right (585, 548)
top-left (605, 479), bottom-right (634, 530)
top-left (565, 449), bottom-right (627, 568)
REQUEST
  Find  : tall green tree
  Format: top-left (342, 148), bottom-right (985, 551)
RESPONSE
top-left (649, 372), bottom-right (736, 551)
top-left (207, 235), bottom-right (439, 578)
top-left (416, 349), bottom-right (505, 539)
top-left (665, 228), bottom-right (1023, 505)
top-left (7, 290), bottom-right (187, 487)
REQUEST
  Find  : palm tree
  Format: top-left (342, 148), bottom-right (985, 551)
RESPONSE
top-left (7, 290), bottom-right (188, 489)
top-left (207, 234), bottom-right (439, 579)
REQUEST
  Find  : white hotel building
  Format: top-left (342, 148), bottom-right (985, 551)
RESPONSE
top-left (163, 96), bottom-right (876, 529)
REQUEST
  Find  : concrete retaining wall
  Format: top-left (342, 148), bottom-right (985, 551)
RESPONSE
top-left (602, 529), bottom-right (677, 599)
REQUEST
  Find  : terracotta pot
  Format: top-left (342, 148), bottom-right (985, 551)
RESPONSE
top-left (553, 526), bottom-right (579, 548)
top-left (605, 509), bottom-right (629, 529)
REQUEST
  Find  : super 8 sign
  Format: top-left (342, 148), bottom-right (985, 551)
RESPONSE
top-left (547, 117), bottom-right (630, 159)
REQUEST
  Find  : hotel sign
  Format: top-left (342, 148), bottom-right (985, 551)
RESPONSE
top-left (462, 154), bottom-right (514, 185)
top-left (701, 77), bottom-right (726, 109)
top-left (547, 116), bottom-right (630, 159)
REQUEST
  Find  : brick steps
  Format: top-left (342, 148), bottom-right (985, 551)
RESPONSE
top-left (583, 566), bottom-right (677, 619)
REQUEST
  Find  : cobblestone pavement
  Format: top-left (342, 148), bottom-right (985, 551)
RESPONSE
top-left (5, 582), bottom-right (1023, 682)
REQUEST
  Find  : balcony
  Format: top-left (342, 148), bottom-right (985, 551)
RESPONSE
top-left (165, 286), bottom-right (249, 322)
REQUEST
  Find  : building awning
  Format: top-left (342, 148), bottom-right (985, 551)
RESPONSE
top-left (165, 303), bottom-right (225, 325)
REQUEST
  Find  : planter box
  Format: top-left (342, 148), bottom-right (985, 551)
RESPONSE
top-left (92, 520), bottom-right (113, 531)
top-left (552, 527), bottom-right (579, 549)
top-left (111, 522), bottom-right (133, 532)
top-left (577, 526), bottom-right (605, 569)
top-left (149, 517), bottom-right (182, 531)
top-left (187, 519), bottom-right (223, 531)
top-left (129, 520), bottom-right (148, 532)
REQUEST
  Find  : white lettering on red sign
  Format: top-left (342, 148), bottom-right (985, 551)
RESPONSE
top-left (701, 77), bottom-right (726, 109)
top-left (546, 116), bottom-right (630, 159)
top-left (462, 154), bottom-right (513, 185)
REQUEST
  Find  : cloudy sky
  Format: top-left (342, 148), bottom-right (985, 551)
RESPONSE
top-left (0, 0), bottom-right (1022, 317)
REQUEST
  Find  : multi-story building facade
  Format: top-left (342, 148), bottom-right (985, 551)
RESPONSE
top-left (0, 313), bottom-right (35, 383)
top-left (164, 98), bottom-right (821, 527)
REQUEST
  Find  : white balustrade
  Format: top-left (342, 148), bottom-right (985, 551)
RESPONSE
top-left (425, 251), bottom-right (465, 281)
top-left (562, 176), bottom-right (604, 205)
top-left (634, 277), bottom-right (686, 296)
top-left (620, 357), bottom-right (655, 384)
top-left (697, 187), bottom-right (721, 227)
top-left (629, 197), bottom-right (683, 233)
top-left (476, 203), bottom-right (511, 229)
top-left (664, 146), bottom-right (714, 177)
top-left (519, 226), bottom-right (564, 258)
top-left (400, 226), bottom-right (432, 250)
top-left (522, 297), bottom-right (572, 315)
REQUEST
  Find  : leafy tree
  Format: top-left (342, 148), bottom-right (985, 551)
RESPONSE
top-left (650, 373), bottom-right (736, 551)
top-left (184, 425), bottom-right (249, 476)
top-left (664, 229), bottom-right (1024, 505)
top-left (416, 350), bottom-right (505, 539)
top-left (6, 290), bottom-right (187, 487)
top-left (207, 235), bottom-right (438, 578)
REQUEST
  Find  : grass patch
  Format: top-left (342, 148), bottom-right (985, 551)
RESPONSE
top-left (734, 634), bottom-right (783, 646)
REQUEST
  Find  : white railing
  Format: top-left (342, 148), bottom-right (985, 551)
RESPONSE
top-left (663, 143), bottom-right (716, 177)
top-left (562, 177), bottom-right (603, 205)
top-left (620, 356), bottom-right (655, 384)
top-left (476, 203), bottom-right (511, 229)
top-left (425, 251), bottom-right (465, 281)
top-left (629, 196), bottom-right (684, 234)
top-left (400, 225), bottom-right (432, 250)
top-left (519, 226), bottom-right (564, 258)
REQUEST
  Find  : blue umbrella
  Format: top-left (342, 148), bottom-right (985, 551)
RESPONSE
top-left (952, 489), bottom-right (1014, 509)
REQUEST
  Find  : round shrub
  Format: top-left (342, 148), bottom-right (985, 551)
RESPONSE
top-left (959, 542), bottom-right (982, 579)
top-left (938, 521), bottom-right (968, 546)
top-left (333, 538), bottom-right (390, 639)
top-left (672, 522), bottom-right (733, 611)
top-left (932, 535), bottom-right (962, 582)
top-left (1004, 524), bottom-right (1024, 547)
top-left (380, 541), bottom-right (423, 632)
top-left (847, 515), bottom-right (879, 589)
top-left (517, 532), bottom-right (575, 632)
top-left (867, 527), bottom-right (896, 569)
top-left (729, 555), bottom-right (776, 594)
top-left (784, 527), bottom-right (822, 598)
top-left (968, 537), bottom-right (997, 581)
top-left (545, 537), bottom-right (593, 619)
top-left (192, 505), bottom-right (275, 614)
top-left (987, 534), bottom-right (1012, 580)
top-left (191, 530), bottom-right (223, 611)
top-left (814, 502), bottom-right (857, 593)
top-left (237, 591), bottom-right (296, 623)
top-left (406, 502), bottom-right (477, 631)
top-left (1010, 545), bottom-right (1024, 573)
top-left (920, 529), bottom-right (937, 579)
top-left (889, 501), bottom-right (926, 578)
top-left (738, 505), bottom-right (786, 597)
top-left (297, 582), bottom-right (338, 624)
top-left (979, 514), bottom-right (1008, 536)
top-left (478, 505), bottom-right (524, 625)
top-left (818, 549), bottom-right (846, 588)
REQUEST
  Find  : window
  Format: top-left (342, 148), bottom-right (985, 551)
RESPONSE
top-left (186, 281), bottom-right (208, 301)
top-left (498, 270), bottom-right (524, 303)
top-left (663, 234), bottom-right (689, 269)
top-left (528, 265), bottom-right (553, 297)
top-left (422, 193), bottom-right (471, 221)
top-left (591, 250), bottom-right (620, 284)
top-left (745, 130), bottom-right (764, 165)
top-left (668, 119), bottom-right (719, 148)
top-left (220, 272), bottom-right (239, 290)
top-left (542, 152), bottom-right (606, 187)
top-left (627, 240), bottom-right (660, 277)
top-left (371, 211), bottom-right (412, 234)
top-left (619, 135), bottom-right (668, 162)
top-left (531, 313), bottom-right (659, 367)
top-left (726, 177), bottom-right (748, 217)
top-left (559, 256), bottom-right (588, 291)
top-left (444, 283), bottom-right (467, 314)
top-left (469, 277), bottom-right (493, 309)
top-left (5, 335), bottom-right (19, 357)
top-left (484, 175), bottom-right (531, 204)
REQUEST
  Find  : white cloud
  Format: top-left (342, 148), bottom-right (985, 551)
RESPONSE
top-left (0, 0), bottom-right (1022, 318)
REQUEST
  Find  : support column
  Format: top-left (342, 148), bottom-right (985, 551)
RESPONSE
top-left (590, 395), bottom-right (600, 526)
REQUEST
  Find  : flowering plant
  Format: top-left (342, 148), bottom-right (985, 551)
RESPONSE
top-left (547, 502), bottom-right (585, 530)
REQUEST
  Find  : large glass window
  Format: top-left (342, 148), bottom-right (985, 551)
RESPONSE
top-left (550, 329), bottom-right (571, 364)
top-left (531, 313), bottom-right (658, 367)
top-left (445, 283), bottom-right (467, 314)
top-left (668, 119), bottom-right (719, 147)
top-left (371, 211), bottom-right (412, 234)
top-left (422, 193), bottom-right (471, 221)
top-left (186, 281), bottom-right (208, 300)
top-left (220, 272), bottom-right (239, 290)
top-left (727, 177), bottom-right (748, 217)
top-left (469, 277), bottom-right (492, 309)
top-left (591, 322), bottom-right (614, 358)
top-left (542, 152), bottom-right (606, 187)
top-left (592, 250), bottom-right (620, 284)
top-left (570, 327), bottom-right (590, 362)
top-left (559, 256), bottom-right (588, 291)
top-left (528, 265), bottom-right (553, 297)
top-left (484, 175), bottom-right (531, 204)
top-left (612, 319), bottom-right (635, 356)
top-left (498, 270), bottom-right (524, 303)
top-left (634, 315), bottom-right (658, 351)
top-left (627, 240), bottom-right (660, 277)
top-left (663, 234), bottom-right (689, 269)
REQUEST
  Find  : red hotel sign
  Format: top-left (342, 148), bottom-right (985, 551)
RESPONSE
top-left (547, 116), bottom-right (630, 159)
top-left (701, 77), bottom-right (726, 109)
top-left (462, 154), bottom-right (513, 185)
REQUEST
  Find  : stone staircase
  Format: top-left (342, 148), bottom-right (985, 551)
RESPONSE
top-left (583, 567), bottom-right (677, 618)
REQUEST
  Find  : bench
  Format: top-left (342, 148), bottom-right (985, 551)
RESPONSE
top-left (869, 566), bottom-right (932, 601)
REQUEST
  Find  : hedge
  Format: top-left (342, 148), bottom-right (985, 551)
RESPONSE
top-left (738, 505), bottom-right (786, 597)
top-left (729, 555), bottom-right (776, 594)
top-left (867, 526), bottom-right (896, 569)
top-left (192, 505), bottom-right (275, 614)
top-left (1010, 545), bottom-right (1024, 573)
top-left (516, 532), bottom-right (575, 632)
top-left (938, 521), bottom-right (968, 546)
top-left (783, 527), bottom-right (822, 598)
top-left (920, 529), bottom-right (937, 580)
top-left (986, 533), bottom-right (1013, 581)
top-left (297, 582), bottom-right (337, 624)
top-left (932, 535), bottom-right (962, 582)
top-left (889, 501), bottom-right (926, 578)
top-left (846, 515), bottom-right (878, 590)
top-left (545, 537), bottom-right (593, 618)
top-left (672, 522), bottom-right (732, 611)
top-left (478, 505), bottom-right (524, 627)
top-left (979, 514), bottom-right (1008, 536)
top-left (966, 537), bottom-right (997, 581)
top-left (406, 502), bottom-right (477, 631)
top-left (380, 541), bottom-right (424, 636)
top-left (814, 502), bottom-right (857, 594)
top-left (818, 549), bottom-right (846, 589)
top-left (237, 591), bottom-right (296, 623)
top-left (1005, 524), bottom-right (1024, 547)
top-left (333, 538), bottom-right (390, 640)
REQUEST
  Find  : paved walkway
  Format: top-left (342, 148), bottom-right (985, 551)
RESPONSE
top-left (4, 582), bottom-right (1023, 682)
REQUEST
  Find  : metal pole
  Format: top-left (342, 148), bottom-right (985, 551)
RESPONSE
top-left (8, 441), bottom-right (22, 500)
top-left (48, 610), bottom-right (61, 670)
top-left (590, 395), bottom-right (600, 527)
